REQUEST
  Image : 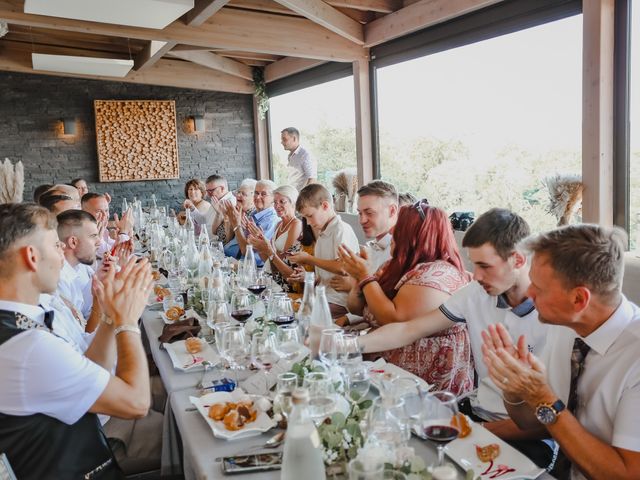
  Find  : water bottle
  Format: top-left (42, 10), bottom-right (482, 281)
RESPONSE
top-left (198, 243), bottom-right (214, 281)
top-left (308, 285), bottom-right (333, 359)
top-left (185, 208), bottom-right (195, 233)
top-left (297, 272), bottom-right (315, 337)
top-left (281, 388), bottom-right (326, 480)
top-left (210, 261), bottom-right (225, 302)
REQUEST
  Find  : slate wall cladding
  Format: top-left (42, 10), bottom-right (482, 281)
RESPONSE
top-left (0, 71), bottom-right (257, 210)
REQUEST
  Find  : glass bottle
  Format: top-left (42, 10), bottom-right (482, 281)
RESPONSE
top-left (281, 388), bottom-right (326, 480)
top-left (297, 271), bottom-right (316, 337)
top-left (309, 285), bottom-right (333, 359)
top-left (185, 208), bottom-right (195, 233)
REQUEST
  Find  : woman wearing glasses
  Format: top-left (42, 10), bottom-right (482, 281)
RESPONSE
top-left (339, 201), bottom-right (474, 395)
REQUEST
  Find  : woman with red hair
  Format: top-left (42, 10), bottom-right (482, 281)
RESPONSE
top-left (340, 200), bottom-right (473, 395)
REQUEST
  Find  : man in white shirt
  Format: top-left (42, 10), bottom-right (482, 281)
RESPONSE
top-left (281, 127), bottom-right (317, 191)
top-left (57, 210), bottom-right (102, 321)
top-left (82, 192), bottom-right (132, 259)
top-left (482, 224), bottom-right (640, 480)
top-left (0, 202), bottom-right (152, 479)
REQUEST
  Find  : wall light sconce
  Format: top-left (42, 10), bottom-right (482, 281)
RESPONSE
top-left (62, 118), bottom-right (77, 136)
top-left (191, 115), bottom-right (205, 133)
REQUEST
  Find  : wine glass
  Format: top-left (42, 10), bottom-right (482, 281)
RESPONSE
top-left (344, 362), bottom-right (370, 403)
top-left (230, 291), bottom-right (253, 324)
top-left (212, 320), bottom-right (231, 354)
top-left (367, 397), bottom-right (409, 451)
top-left (392, 378), bottom-right (424, 431)
top-left (318, 328), bottom-right (343, 367)
top-left (303, 371), bottom-right (336, 423)
top-left (220, 325), bottom-right (248, 384)
top-left (421, 391), bottom-right (459, 467)
top-left (276, 324), bottom-right (303, 360)
top-left (206, 301), bottom-right (230, 343)
top-left (274, 372), bottom-right (298, 419)
top-left (247, 269), bottom-right (267, 297)
top-left (250, 330), bottom-right (280, 372)
top-left (271, 295), bottom-right (295, 325)
top-left (338, 332), bottom-right (362, 368)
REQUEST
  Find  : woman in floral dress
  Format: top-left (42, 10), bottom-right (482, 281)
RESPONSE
top-left (341, 201), bottom-right (474, 395)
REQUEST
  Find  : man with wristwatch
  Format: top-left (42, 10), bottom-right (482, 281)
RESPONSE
top-left (482, 224), bottom-right (640, 480)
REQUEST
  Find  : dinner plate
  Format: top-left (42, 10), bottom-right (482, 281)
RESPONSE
top-left (163, 339), bottom-right (221, 371)
top-left (443, 419), bottom-right (545, 480)
top-left (366, 358), bottom-right (432, 393)
top-left (190, 391), bottom-right (276, 441)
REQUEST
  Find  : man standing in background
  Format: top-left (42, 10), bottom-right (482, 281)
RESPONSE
top-left (281, 127), bottom-right (317, 191)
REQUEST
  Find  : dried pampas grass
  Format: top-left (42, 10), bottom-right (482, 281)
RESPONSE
top-left (543, 174), bottom-right (583, 226)
top-left (332, 168), bottom-right (358, 200)
top-left (0, 158), bottom-right (25, 203)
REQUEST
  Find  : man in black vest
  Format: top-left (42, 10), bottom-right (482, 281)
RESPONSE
top-left (0, 203), bottom-right (153, 479)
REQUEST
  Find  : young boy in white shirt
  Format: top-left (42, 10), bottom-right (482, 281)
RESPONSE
top-left (289, 184), bottom-right (359, 318)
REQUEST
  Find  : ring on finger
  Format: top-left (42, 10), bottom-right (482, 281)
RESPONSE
top-left (502, 376), bottom-right (509, 385)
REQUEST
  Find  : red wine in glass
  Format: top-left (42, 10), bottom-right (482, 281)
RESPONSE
top-left (274, 315), bottom-right (295, 325)
top-left (231, 309), bottom-right (253, 323)
top-left (424, 425), bottom-right (459, 444)
top-left (247, 284), bottom-right (266, 296)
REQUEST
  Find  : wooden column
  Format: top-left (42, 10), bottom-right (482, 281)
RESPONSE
top-left (253, 95), bottom-right (270, 180)
top-left (353, 58), bottom-right (374, 188)
top-left (581, 0), bottom-right (615, 225)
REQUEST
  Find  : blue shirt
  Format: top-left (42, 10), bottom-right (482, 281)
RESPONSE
top-left (223, 207), bottom-right (279, 267)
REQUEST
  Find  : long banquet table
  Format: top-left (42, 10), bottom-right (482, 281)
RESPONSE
top-left (141, 307), bottom-right (556, 480)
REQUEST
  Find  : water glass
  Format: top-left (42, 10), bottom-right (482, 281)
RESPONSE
top-left (338, 332), bottom-right (362, 367)
top-left (250, 330), bottom-right (280, 372)
top-left (212, 321), bottom-right (231, 352)
top-left (276, 324), bottom-right (302, 360)
top-left (303, 371), bottom-right (336, 422)
top-left (344, 362), bottom-right (371, 402)
top-left (318, 328), bottom-right (343, 366)
top-left (367, 397), bottom-right (410, 450)
top-left (220, 325), bottom-right (248, 383)
top-left (274, 372), bottom-right (298, 419)
top-left (163, 289), bottom-right (184, 312)
top-left (347, 459), bottom-right (384, 480)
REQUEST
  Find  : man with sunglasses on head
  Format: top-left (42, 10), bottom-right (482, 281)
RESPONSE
top-left (357, 208), bottom-right (557, 471)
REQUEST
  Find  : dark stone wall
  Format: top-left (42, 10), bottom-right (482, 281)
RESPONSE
top-left (0, 71), bottom-right (256, 210)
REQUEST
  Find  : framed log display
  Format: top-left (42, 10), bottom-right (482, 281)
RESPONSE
top-left (94, 100), bottom-right (179, 182)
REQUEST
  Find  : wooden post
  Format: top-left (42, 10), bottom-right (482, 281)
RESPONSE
top-left (253, 95), bottom-right (270, 180)
top-left (581, 0), bottom-right (615, 225)
top-left (353, 58), bottom-right (374, 188)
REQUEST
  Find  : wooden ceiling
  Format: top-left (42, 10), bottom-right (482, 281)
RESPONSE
top-left (0, 0), bottom-right (501, 93)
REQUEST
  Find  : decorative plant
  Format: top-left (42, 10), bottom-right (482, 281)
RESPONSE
top-left (253, 67), bottom-right (270, 120)
top-left (0, 158), bottom-right (25, 203)
top-left (543, 174), bottom-right (583, 226)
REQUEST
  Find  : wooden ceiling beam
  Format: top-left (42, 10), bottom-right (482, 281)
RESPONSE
top-left (364, 0), bottom-right (504, 47)
top-left (227, 0), bottom-right (295, 16)
top-left (334, 7), bottom-right (375, 24)
top-left (168, 49), bottom-right (254, 79)
top-left (0, 43), bottom-right (254, 93)
top-left (329, 0), bottom-right (400, 14)
top-left (134, 40), bottom-right (176, 70)
top-left (0, 1), bottom-right (366, 61)
top-left (264, 56), bottom-right (325, 82)
top-left (184, 0), bottom-right (231, 26)
top-left (272, 0), bottom-right (364, 44)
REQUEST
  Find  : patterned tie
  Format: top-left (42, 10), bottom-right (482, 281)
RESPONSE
top-left (554, 337), bottom-right (590, 480)
top-left (567, 337), bottom-right (590, 414)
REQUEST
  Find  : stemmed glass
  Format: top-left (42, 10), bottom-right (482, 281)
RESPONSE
top-left (271, 295), bottom-right (295, 325)
top-left (273, 372), bottom-right (298, 419)
top-left (220, 325), bottom-right (249, 384)
top-left (276, 324), bottom-right (303, 360)
top-left (344, 362), bottom-right (370, 403)
top-left (250, 330), bottom-right (280, 372)
top-left (421, 391), bottom-right (460, 468)
top-left (230, 291), bottom-right (253, 323)
top-left (247, 269), bottom-right (267, 297)
top-left (206, 301), bottom-right (230, 344)
top-left (318, 328), bottom-right (343, 367)
top-left (303, 371), bottom-right (336, 423)
top-left (338, 333), bottom-right (362, 368)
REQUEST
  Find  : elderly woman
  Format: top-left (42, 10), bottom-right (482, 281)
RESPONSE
top-left (181, 179), bottom-right (212, 233)
top-left (224, 179), bottom-right (278, 266)
top-left (339, 202), bottom-right (474, 395)
top-left (248, 185), bottom-right (302, 290)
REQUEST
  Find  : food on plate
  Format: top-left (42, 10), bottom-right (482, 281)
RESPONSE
top-left (185, 337), bottom-right (202, 354)
top-left (165, 306), bottom-right (185, 321)
top-left (450, 413), bottom-right (472, 438)
top-left (154, 285), bottom-right (171, 299)
top-left (208, 401), bottom-right (259, 431)
top-left (151, 270), bottom-right (162, 281)
top-left (476, 443), bottom-right (501, 462)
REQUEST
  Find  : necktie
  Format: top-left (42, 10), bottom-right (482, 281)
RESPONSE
top-left (567, 337), bottom-right (590, 414)
top-left (554, 337), bottom-right (590, 480)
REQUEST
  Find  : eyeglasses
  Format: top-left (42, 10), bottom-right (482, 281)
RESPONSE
top-left (254, 191), bottom-right (272, 197)
top-left (413, 199), bottom-right (429, 220)
top-left (274, 198), bottom-right (290, 206)
top-left (206, 186), bottom-right (223, 194)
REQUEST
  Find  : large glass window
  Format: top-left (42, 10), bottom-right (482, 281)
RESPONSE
top-left (630, 3), bottom-right (640, 249)
top-left (376, 15), bottom-right (582, 232)
top-left (268, 76), bottom-right (356, 188)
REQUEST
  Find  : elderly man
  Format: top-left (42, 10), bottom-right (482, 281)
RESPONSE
top-left (281, 127), bottom-right (317, 191)
top-left (224, 179), bottom-right (278, 267)
top-left (185, 174), bottom-right (236, 239)
top-left (482, 224), bottom-right (640, 480)
top-left (0, 203), bottom-right (152, 479)
top-left (82, 192), bottom-right (132, 259)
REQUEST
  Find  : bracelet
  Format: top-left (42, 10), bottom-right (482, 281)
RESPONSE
top-left (503, 395), bottom-right (526, 406)
top-left (114, 325), bottom-right (141, 336)
top-left (267, 253), bottom-right (275, 263)
top-left (358, 275), bottom-right (377, 290)
top-left (233, 225), bottom-right (240, 232)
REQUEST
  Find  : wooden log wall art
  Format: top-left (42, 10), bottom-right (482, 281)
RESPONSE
top-left (94, 100), bottom-right (179, 182)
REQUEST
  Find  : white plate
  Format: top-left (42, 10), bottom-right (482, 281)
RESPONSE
top-left (163, 339), bottom-right (221, 371)
top-left (190, 391), bottom-right (276, 441)
top-left (443, 420), bottom-right (545, 480)
top-left (160, 312), bottom-right (186, 324)
top-left (366, 358), bottom-right (432, 393)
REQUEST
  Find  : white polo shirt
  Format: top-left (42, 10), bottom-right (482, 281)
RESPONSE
top-left (367, 232), bottom-right (392, 272)
top-left (541, 297), bottom-right (640, 480)
top-left (440, 281), bottom-right (550, 419)
top-left (0, 300), bottom-right (109, 425)
top-left (314, 215), bottom-right (359, 307)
